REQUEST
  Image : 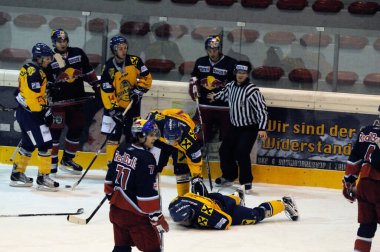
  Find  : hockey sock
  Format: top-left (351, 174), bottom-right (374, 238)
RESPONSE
top-left (14, 153), bottom-right (31, 173)
top-left (51, 141), bottom-right (60, 166)
top-left (63, 138), bottom-right (80, 159)
top-left (354, 238), bottom-right (372, 252)
top-left (259, 200), bottom-right (285, 218)
top-left (106, 143), bottom-right (119, 163)
top-left (38, 152), bottom-right (52, 175)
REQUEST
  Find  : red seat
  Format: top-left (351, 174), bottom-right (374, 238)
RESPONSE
top-left (120, 21), bottom-right (150, 36)
top-left (241, 0), bottom-right (273, 8)
top-left (49, 17), bottom-right (81, 30)
top-left (277, 0), bottom-right (308, 10)
top-left (178, 61), bottom-right (195, 75)
top-left (363, 73), bottom-right (380, 86)
top-left (14, 14), bottom-right (46, 28)
top-left (205, 0), bottom-right (235, 6)
top-left (312, 0), bottom-right (343, 13)
top-left (348, 1), bottom-right (379, 15)
top-left (263, 31), bottom-right (296, 45)
top-left (373, 38), bottom-right (380, 51)
top-left (288, 68), bottom-right (320, 83)
top-left (227, 29), bottom-right (259, 43)
top-left (191, 26), bottom-right (222, 40)
top-left (145, 59), bottom-right (175, 73)
top-left (339, 35), bottom-right (368, 50)
top-left (87, 53), bottom-right (102, 68)
top-left (252, 66), bottom-right (284, 81)
top-left (325, 71), bottom-right (358, 85)
top-left (171, 0), bottom-right (199, 3)
top-left (0, 48), bottom-right (31, 62)
top-left (153, 23), bottom-right (188, 39)
top-left (300, 33), bottom-right (332, 47)
top-left (0, 11), bottom-right (11, 25)
top-left (87, 18), bottom-right (117, 33)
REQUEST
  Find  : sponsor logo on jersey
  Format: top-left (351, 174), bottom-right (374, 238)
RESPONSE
top-left (51, 62), bottom-right (60, 69)
top-left (102, 82), bottom-right (113, 90)
top-left (31, 82), bottom-right (41, 90)
top-left (359, 132), bottom-right (379, 143)
top-left (201, 204), bottom-right (213, 216)
top-left (241, 219), bottom-right (256, 225)
top-left (180, 138), bottom-right (193, 150)
top-left (198, 65), bottom-right (210, 73)
top-left (213, 67), bottom-right (227, 76)
top-left (113, 150), bottom-right (138, 169)
top-left (191, 150), bottom-right (202, 160)
top-left (108, 68), bottom-right (115, 79)
top-left (130, 56), bottom-right (138, 66)
top-left (197, 215), bottom-right (208, 226)
top-left (215, 218), bottom-right (228, 229)
top-left (141, 65), bottom-right (148, 73)
top-left (68, 55), bottom-right (81, 64)
top-left (27, 66), bottom-right (36, 76)
top-left (188, 130), bottom-right (197, 140)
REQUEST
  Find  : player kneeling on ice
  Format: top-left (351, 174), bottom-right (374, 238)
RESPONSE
top-left (169, 192), bottom-right (298, 230)
top-left (10, 43), bottom-right (59, 192)
top-left (104, 119), bottom-right (168, 252)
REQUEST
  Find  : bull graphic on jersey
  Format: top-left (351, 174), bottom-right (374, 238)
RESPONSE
top-left (200, 76), bottom-right (224, 90)
top-left (56, 68), bottom-right (82, 84)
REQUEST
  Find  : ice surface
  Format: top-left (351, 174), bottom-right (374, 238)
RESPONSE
top-left (0, 164), bottom-right (377, 252)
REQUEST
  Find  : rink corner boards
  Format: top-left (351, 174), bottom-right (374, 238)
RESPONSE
top-left (0, 145), bottom-right (343, 189)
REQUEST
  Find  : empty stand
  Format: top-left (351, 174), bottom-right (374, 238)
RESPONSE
top-left (0, 11), bottom-right (11, 25)
top-left (288, 68), bottom-right (320, 83)
top-left (277, 0), bottom-right (308, 10)
top-left (325, 71), bottom-right (358, 85)
top-left (191, 26), bottom-right (222, 40)
top-left (300, 33), bottom-right (332, 47)
top-left (171, 0), bottom-right (199, 3)
top-left (87, 18), bottom-right (117, 33)
top-left (14, 14), bottom-right (46, 28)
top-left (152, 23), bottom-right (188, 39)
top-left (0, 48), bottom-right (31, 62)
top-left (339, 35), bottom-right (368, 49)
top-left (348, 1), bottom-right (379, 15)
top-left (49, 17), bottom-right (82, 30)
top-left (145, 59), bottom-right (175, 73)
top-left (120, 21), bottom-right (150, 36)
top-left (252, 66), bottom-right (285, 81)
top-left (178, 61), bottom-right (195, 75)
top-left (312, 0), bottom-right (344, 13)
top-left (264, 31), bottom-right (296, 45)
top-left (241, 0), bottom-right (273, 8)
top-left (363, 73), bottom-right (380, 86)
top-left (227, 29), bottom-right (259, 43)
top-left (205, 0), bottom-right (235, 6)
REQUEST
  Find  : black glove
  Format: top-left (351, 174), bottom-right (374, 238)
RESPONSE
top-left (342, 174), bottom-right (357, 203)
top-left (92, 82), bottom-right (101, 99)
top-left (191, 176), bottom-right (208, 196)
top-left (129, 87), bottom-right (146, 104)
top-left (108, 109), bottom-right (124, 125)
top-left (42, 108), bottom-right (53, 127)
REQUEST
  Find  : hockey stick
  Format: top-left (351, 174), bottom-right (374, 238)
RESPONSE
top-left (71, 101), bottom-right (134, 190)
top-left (194, 86), bottom-right (213, 191)
top-left (157, 173), bottom-right (164, 251)
top-left (0, 208), bottom-right (83, 218)
top-left (67, 196), bottom-right (107, 224)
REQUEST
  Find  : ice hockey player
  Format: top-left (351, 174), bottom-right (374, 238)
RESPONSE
top-left (189, 35), bottom-right (237, 143)
top-left (10, 43), bottom-right (59, 191)
top-left (169, 192), bottom-right (299, 230)
top-left (47, 28), bottom-right (100, 175)
top-left (343, 114), bottom-right (380, 252)
top-left (100, 35), bottom-right (152, 164)
top-left (146, 109), bottom-right (208, 196)
top-left (104, 119), bottom-right (168, 252)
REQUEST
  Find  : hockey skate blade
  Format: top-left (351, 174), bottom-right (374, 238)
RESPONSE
top-left (67, 214), bottom-right (87, 225)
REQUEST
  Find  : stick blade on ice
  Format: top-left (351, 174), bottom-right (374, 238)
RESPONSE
top-left (67, 215), bottom-right (87, 225)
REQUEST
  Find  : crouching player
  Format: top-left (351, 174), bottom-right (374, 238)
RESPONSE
top-left (146, 109), bottom-right (207, 196)
top-left (104, 119), bottom-right (169, 252)
top-left (169, 192), bottom-right (299, 230)
top-left (10, 43), bottom-right (59, 191)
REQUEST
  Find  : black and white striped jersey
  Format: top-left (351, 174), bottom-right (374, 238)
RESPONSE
top-left (214, 79), bottom-right (268, 129)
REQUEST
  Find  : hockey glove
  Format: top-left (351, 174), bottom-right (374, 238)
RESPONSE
top-left (342, 174), bottom-right (357, 203)
top-left (91, 81), bottom-right (101, 99)
top-left (188, 77), bottom-right (199, 101)
top-left (191, 176), bottom-right (208, 196)
top-left (42, 107), bottom-right (53, 127)
top-left (130, 87), bottom-right (147, 104)
top-left (149, 213), bottom-right (169, 233)
top-left (108, 109), bottom-right (124, 125)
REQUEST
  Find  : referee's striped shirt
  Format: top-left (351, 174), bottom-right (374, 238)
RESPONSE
top-left (214, 80), bottom-right (268, 129)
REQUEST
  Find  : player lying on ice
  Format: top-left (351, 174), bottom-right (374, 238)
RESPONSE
top-left (169, 190), bottom-right (299, 230)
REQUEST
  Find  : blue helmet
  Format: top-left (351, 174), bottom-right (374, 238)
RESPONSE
top-left (163, 118), bottom-right (183, 142)
top-left (32, 43), bottom-right (54, 60)
top-left (131, 119), bottom-right (160, 139)
top-left (204, 35), bottom-right (222, 50)
top-left (169, 201), bottom-right (194, 226)
top-left (51, 28), bottom-right (69, 46)
top-left (110, 35), bottom-right (128, 55)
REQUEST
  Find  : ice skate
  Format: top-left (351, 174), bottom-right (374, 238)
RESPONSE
top-left (234, 186), bottom-right (245, 206)
top-left (244, 183), bottom-right (252, 194)
top-left (36, 173), bottom-right (59, 192)
top-left (59, 157), bottom-right (83, 175)
top-left (282, 196), bottom-right (299, 221)
top-left (215, 177), bottom-right (233, 187)
top-left (9, 164), bottom-right (33, 187)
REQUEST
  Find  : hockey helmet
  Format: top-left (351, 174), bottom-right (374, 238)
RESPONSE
top-left (131, 119), bottom-right (160, 140)
top-left (169, 201), bottom-right (194, 226)
top-left (110, 35), bottom-right (128, 55)
top-left (234, 60), bottom-right (252, 74)
top-left (163, 118), bottom-right (183, 143)
top-left (32, 43), bottom-right (54, 60)
top-left (204, 35), bottom-right (222, 50)
top-left (51, 28), bottom-right (69, 46)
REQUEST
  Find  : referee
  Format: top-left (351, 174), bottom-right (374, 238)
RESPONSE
top-left (207, 61), bottom-right (268, 193)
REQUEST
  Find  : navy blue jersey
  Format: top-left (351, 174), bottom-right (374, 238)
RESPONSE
top-left (47, 47), bottom-right (96, 101)
top-left (105, 143), bottom-right (161, 215)
top-left (191, 55), bottom-right (237, 106)
top-left (347, 125), bottom-right (380, 172)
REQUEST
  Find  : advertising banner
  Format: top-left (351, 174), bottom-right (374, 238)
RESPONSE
top-left (257, 107), bottom-right (376, 171)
